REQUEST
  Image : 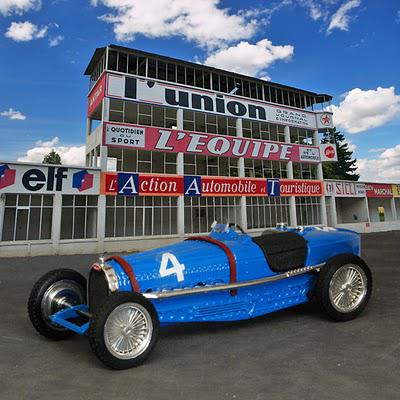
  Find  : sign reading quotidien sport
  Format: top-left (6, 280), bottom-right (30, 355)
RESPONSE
top-left (103, 122), bottom-right (321, 163)
top-left (100, 72), bottom-right (333, 130)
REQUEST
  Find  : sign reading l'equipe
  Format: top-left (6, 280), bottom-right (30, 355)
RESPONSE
top-left (103, 122), bottom-right (321, 164)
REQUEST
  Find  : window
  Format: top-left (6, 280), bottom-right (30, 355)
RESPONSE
top-left (109, 102), bottom-right (176, 129)
top-left (296, 197), bottom-right (321, 226)
top-left (128, 54), bottom-right (137, 74)
top-left (167, 63), bottom-right (176, 82)
top-left (177, 65), bottom-right (185, 84)
top-left (2, 194), bottom-right (53, 241)
top-left (184, 197), bottom-right (241, 234)
top-left (148, 58), bottom-right (157, 78)
top-left (106, 196), bottom-right (178, 237)
top-left (186, 68), bottom-right (194, 86)
top-left (293, 163), bottom-right (317, 180)
top-left (60, 196), bottom-right (98, 239)
top-left (184, 154), bottom-right (238, 177)
top-left (246, 197), bottom-right (290, 230)
top-left (244, 159), bottom-right (287, 179)
top-left (107, 148), bottom-right (177, 174)
top-left (117, 52), bottom-right (127, 73)
top-left (194, 69), bottom-right (203, 88)
top-left (108, 50), bottom-right (117, 70)
top-left (137, 56), bottom-right (146, 76)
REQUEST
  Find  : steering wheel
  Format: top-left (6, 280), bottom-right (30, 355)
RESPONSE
top-left (228, 223), bottom-right (245, 234)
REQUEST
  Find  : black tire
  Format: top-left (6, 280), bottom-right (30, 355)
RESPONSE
top-left (315, 253), bottom-right (372, 322)
top-left (28, 269), bottom-right (87, 340)
top-left (88, 292), bottom-right (159, 370)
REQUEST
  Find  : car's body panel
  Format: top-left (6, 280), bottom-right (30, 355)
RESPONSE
top-left (50, 225), bottom-right (361, 332)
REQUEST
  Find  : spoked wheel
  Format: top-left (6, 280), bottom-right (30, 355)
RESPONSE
top-left (315, 254), bottom-right (372, 321)
top-left (88, 292), bottom-right (159, 370)
top-left (28, 269), bottom-right (87, 340)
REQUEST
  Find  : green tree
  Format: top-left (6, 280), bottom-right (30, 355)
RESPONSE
top-left (322, 128), bottom-right (359, 181)
top-left (42, 149), bottom-right (62, 165)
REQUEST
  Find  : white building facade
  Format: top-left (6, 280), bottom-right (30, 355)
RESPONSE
top-left (0, 45), bottom-right (399, 257)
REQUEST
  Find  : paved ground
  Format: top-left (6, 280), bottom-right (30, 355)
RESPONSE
top-left (0, 231), bottom-right (399, 400)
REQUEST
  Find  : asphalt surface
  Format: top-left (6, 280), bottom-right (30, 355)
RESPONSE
top-left (0, 231), bottom-right (399, 400)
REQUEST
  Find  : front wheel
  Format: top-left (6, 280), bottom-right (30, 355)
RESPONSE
top-left (88, 292), bottom-right (159, 369)
top-left (315, 254), bottom-right (372, 321)
top-left (28, 269), bottom-right (87, 340)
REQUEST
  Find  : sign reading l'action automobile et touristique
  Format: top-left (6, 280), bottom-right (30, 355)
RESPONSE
top-left (95, 72), bottom-right (333, 130)
top-left (100, 172), bottom-right (324, 197)
top-left (103, 122), bottom-right (321, 163)
top-left (0, 163), bottom-right (100, 194)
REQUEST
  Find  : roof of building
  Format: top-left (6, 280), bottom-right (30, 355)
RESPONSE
top-left (84, 45), bottom-right (332, 103)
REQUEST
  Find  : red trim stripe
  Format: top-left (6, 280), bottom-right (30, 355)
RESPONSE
top-left (186, 236), bottom-right (238, 296)
top-left (106, 256), bottom-right (140, 293)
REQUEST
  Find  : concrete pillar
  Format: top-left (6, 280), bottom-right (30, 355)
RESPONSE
top-left (52, 193), bottom-right (62, 255)
top-left (391, 197), bottom-right (397, 221)
top-left (313, 130), bottom-right (328, 226)
top-left (176, 109), bottom-right (185, 237)
top-left (0, 194), bottom-right (5, 241)
top-left (329, 196), bottom-right (338, 226)
top-left (99, 97), bottom-right (109, 171)
top-left (236, 118), bottom-right (247, 230)
top-left (97, 194), bottom-right (106, 254)
top-left (284, 126), bottom-right (297, 227)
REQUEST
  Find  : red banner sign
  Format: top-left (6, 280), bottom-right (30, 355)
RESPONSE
top-left (279, 179), bottom-right (324, 196)
top-left (88, 73), bottom-right (106, 117)
top-left (103, 122), bottom-right (321, 163)
top-left (101, 172), bottom-right (324, 197)
top-left (200, 177), bottom-right (266, 196)
top-left (365, 183), bottom-right (393, 198)
top-left (101, 173), bottom-right (183, 196)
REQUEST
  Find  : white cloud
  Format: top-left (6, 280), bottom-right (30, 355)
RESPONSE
top-left (17, 137), bottom-right (86, 166)
top-left (49, 35), bottom-right (64, 47)
top-left (331, 87), bottom-right (400, 133)
top-left (91, 0), bottom-right (257, 48)
top-left (1, 108), bottom-right (26, 120)
top-left (357, 144), bottom-right (400, 182)
top-left (5, 21), bottom-right (48, 42)
top-left (327, 0), bottom-right (361, 33)
top-left (204, 39), bottom-right (294, 77)
top-left (0, 0), bottom-right (41, 16)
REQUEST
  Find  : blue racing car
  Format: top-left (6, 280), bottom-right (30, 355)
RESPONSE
top-left (28, 222), bottom-right (372, 369)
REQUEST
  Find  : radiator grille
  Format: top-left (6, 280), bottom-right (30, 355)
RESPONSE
top-left (88, 269), bottom-right (109, 314)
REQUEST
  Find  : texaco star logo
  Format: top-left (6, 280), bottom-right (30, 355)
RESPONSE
top-left (320, 113), bottom-right (331, 126)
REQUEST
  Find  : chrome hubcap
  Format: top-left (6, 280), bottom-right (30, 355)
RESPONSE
top-left (329, 264), bottom-right (367, 313)
top-left (104, 303), bottom-right (152, 360)
top-left (41, 280), bottom-right (85, 330)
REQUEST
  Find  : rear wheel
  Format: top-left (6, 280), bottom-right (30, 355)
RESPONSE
top-left (28, 269), bottom-right (86, 340)
top-left (88, 292), bottom-right (159, 370)
top-left (315, 254), bottom-right (372, 321)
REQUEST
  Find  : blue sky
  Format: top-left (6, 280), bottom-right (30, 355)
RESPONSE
top-left (0, 0), bottom-right (399, 181)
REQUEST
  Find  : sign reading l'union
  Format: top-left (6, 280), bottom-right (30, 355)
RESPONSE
top-left (104, 72), bottom-right (333, 130)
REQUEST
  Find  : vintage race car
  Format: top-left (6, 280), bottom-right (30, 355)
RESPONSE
top-left (28, 223), bottom-right (372, 369)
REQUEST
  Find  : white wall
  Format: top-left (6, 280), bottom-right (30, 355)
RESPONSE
top-left (336, 197), bottom-right (369, 224)
top-left (368, 197), bottom-right (394, 222)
